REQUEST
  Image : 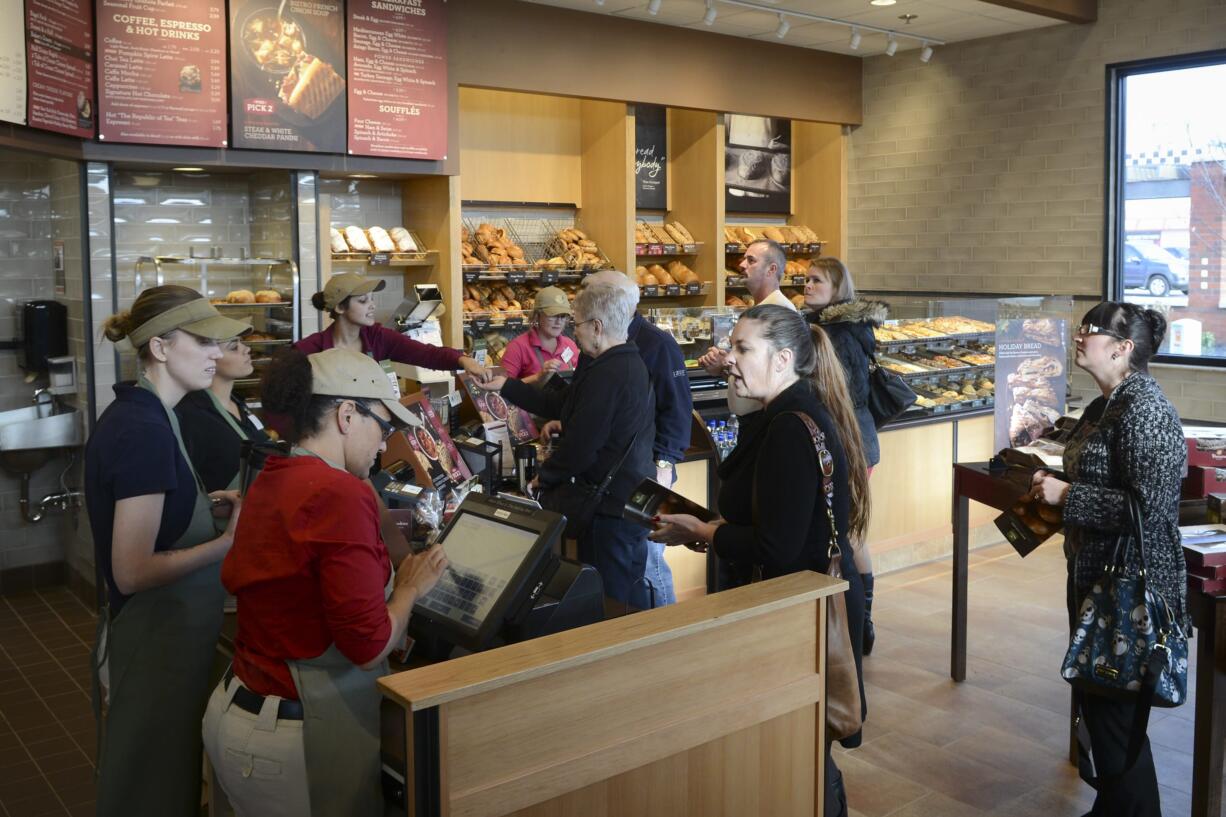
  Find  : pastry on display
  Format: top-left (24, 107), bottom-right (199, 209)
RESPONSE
top-left (464, 223), bottom-right (528, 268)
top-left (279, 55), bottom-right (345, 119)
top-left (664, 221), bottom-right (694, 245)
top-left (226, 289), bottom-right (256, 304)
top-left (551, 227), bottom-right (605, 269)
top-left (366, 226), bottom-right (396, 253)
top-left (388, 227), bottom-right (418, 253)
top-left (331, 225), bottom-right (421, 255)
top-left (255, 290), bottom-right (282, 304)
top-left (725, 294), bottom-right (752, 307)
top-left (342, 226), bottom-right (372, 253)
top-left (329, 228), bottom-right (349, 254)
top-left (762, 226), bottom-right (787, 243)
top-left (665, 260), bottom-right (699, 285)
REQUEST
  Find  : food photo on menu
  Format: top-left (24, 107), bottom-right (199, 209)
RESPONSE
top-left (459, 369), bottom-right (539, 444)
top-left (229, 0), bottom-right (346, 151)
top-left (384, 393), bottom-right (471, 496)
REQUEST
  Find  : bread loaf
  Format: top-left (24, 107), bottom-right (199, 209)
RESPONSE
top-left (367, 226), bottom-right (395, 253)
top-left (329, 228), bottom-right (349, 254)
top-left (227, 289), bottom-right (256, 304)
top-left (255, 290), bottom-right (281, 304)
top-left (663, 223), bottom-right (688, 245)
top-left (762, 226), bottom-right (787, 243)
top-left (389, 227), bottom-right (417, 253)
top-left (343, 226), bottom-right (372, 253)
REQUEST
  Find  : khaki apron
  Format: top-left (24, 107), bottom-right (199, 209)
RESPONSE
top-left (288, 446), bottom-right (394, 817)
top-left (204, 388), bottom-right (252, 491)
top-left (92, 377), bottom-right (227, 817)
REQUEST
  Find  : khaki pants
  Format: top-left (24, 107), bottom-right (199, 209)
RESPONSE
top-left (202, 675), bottom-right (311, 817)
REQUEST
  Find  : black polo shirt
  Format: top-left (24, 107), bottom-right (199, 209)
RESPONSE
top-left (175, 390), bottom-right (269, 493)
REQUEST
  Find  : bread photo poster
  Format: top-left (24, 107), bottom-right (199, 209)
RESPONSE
top-left (993, 318), bottom-right (1068, 454)
top-left (725, 113), bottom-right (790, 214)
top-left (229, 0), bottom-right (346, 151)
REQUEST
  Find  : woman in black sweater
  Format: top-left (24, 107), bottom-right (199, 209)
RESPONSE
top-left (803, 256), bottom-right (887, 654)
top-left (650, 304), bottom-right (870, 817)
top-left (1030, 302), bottom-right (1187, 817)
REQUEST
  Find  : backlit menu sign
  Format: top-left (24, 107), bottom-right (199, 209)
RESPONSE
top-left (346, 0), bottom-right (447, 159)
top-left (25, 0), bottom-right (95, 136)
top-left (0, 0), bottom-right (25, 124)
top-left (96, 0), bottom-right (227, 146)
top-left (229, 0), bottom-right (346, 152)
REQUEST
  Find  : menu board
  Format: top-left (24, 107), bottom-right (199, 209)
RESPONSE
top-left (230, 0), bottom-right (346, 152)
top-left (96, 0), bottom-right (227, 146)
top-left (0, 0), bottom-right (25, 124)
top-left (347, 0), bottom-right (447, 159)
top-left (25, 0), bottom-right (94, 136)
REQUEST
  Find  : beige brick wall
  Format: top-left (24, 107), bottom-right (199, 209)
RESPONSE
top-left (848, 0), bottom-right (1226, 422)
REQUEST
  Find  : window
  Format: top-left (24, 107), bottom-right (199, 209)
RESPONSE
top-left (1107, 50), bottom-right (1226, 365)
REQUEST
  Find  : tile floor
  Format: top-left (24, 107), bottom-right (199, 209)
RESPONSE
top-left (0, 541), bottom-right (1212, 816)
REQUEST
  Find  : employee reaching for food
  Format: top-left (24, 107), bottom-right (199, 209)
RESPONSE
top-left (203, 348), bottom-right (447, 817)
top-left (176, 332), bottom-right (271, 492)
top-left (85, 285), bottom-right (250, 817)
top-left (296, 271), bottom-right (489, 382)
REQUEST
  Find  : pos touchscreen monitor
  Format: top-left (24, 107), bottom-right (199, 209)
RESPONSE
top-left (410, 492), bottom-right (564, 653)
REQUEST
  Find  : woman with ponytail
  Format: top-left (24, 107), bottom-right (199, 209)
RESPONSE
top-left (1029, 301), bottom-right (1187, 816)
top-left (85, 285), bottom-right (251, 816)
top-left (649, 304), bottom-right (869, 817)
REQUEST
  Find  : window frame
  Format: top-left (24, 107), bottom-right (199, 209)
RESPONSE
top-left (1104, 47), bottom-right (1226, 369)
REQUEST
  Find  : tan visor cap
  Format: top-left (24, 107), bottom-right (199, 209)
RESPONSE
top-left (321, 273), bottom-right (386, 311)
top-left (534, 286), bottom-right (573, 317)
top-left (126, 299), bottom-right (251, 349)
top-left (308, 348), bottom-right (421, 428)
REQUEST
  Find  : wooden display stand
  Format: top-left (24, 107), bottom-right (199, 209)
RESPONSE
top-left (379, 572), bottom-right (847, 817)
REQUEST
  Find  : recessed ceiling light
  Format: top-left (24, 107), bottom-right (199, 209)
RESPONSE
top-left (870, 0), bottom-right (896, 6)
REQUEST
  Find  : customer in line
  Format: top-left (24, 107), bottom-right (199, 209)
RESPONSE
top-left (480, 283), bottom-right (658, 608)
top-left (1030, 302), bottom-right (1188, 817)
top-left (297, 272), bottom-right (489, 381)
top-left (498, 285), bottom-right (580, 385)
top-left (86, 285), bottom-right (249, 817)
top-left (176, 332), bottom-right (270, 492)
top-left (204, 348), bottom-right (447, 817)
top-left (585, 269), bottom-right (692, 605)
top-left (803, 256), bottom-right (886, 654)
top-left (649, 304), bottom-right (870, 817)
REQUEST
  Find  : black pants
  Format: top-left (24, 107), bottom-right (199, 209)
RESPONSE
top-left (1079, 692), bottom-right (1162, 817)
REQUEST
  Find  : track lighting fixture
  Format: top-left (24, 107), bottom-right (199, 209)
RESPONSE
top-left (775, 13), bottom-right (789, 38)
top-left (920, 41), bottom-right (933, 62)
top-left (849, 27), bottom-right (861, 49)
top-left (885, 35), bottom-right (898, 56)
top-left (703, 2), bottom-right (717, 25)
top-left (647, 0), bottom-right (661, 15)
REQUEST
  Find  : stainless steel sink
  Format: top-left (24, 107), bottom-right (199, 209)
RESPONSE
top-left (0, 406), bottom-right (85, 522)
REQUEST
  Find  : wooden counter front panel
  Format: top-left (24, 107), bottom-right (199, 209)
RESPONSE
top-left (501, 710), bottom-right (815, 817)
top-left (441, 603), bottom-right (819, 817)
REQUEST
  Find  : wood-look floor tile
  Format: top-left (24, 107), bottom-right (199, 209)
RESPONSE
top-left (990, 781), bottom-right (1095, 817)
top-left (853, 732), bottom-right (1032, 811)
top-left (879, 791), bottom-right (991, 817)
top-left (944, 724), bottom-right (1076, 783)
top-left (832, 749), bottom-right (928, 817)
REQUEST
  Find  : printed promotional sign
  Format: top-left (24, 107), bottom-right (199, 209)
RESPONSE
top-left (347, 0), bottom-right (447, 159)
top-left (385, 393), bottom-right (472, 497)
top-left (230, 0), bottom-right (346, 152)
top-left (26, 0), bottom-right (95, 137)
top-left (994, 318), bottom-right (1067, 454)
top-left (635, 103), bottom-right (666, 210)
top-left (96, 0), bottom-right (227, 146)
top-left (0, 0), bottom-right (26, 124)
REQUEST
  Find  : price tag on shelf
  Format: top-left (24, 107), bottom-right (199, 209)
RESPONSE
top-left (665, 284), bottom-right (681, 297)
top-left (470, 317), bottom-right (491, 332)
top-left (642, 285), bottom-right (659, 298)
top-left (682, 243), bottom-right (698, 254)
top-left (789, 243), bottom-right (804, 254)
top-left (538, 271), bottom-right (558, 285)
top-left (369, 252), bottom-right (390, 267)
top-left (791, 275), bottom-right (806, 286)
top-left (507, 271), bottom-right (526, 284)
top-left (634, 243), bottom-right (647, 255)
top-left (504, 317), bottom-right (524, 330)
top-left (463, 270), bottom-right (479, 283)
top-left (684, 282), bottom-right (701, 296)
top-left (725, 243), bottom-right (742, 254)
top-left (807, 243), bottom-right (822, 254)
top-left (646, 244), bottom-right (664, 255)
top-left (661, 243), bottom-right (678, 254)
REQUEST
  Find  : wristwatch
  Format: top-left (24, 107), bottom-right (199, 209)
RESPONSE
top-left (655, 458), bottom-right (674, 470)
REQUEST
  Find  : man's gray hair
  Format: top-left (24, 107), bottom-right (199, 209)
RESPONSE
top-left (748, 239), bottom-right (786, 280)
top-left (575, 282), bottom-right (634, 341)
top-left (583, 269), bottom-right (640, 307)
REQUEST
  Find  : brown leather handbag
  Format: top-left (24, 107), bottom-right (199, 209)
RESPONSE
top-left (788, 411), bottom-right (864, 742)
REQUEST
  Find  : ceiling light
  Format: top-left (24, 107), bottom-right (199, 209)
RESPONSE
top-left (885, 35), bottom-right (898, 56)
top-left (870, 0), bottom-right (896, 5)
top-left (920, 42), bottom-right (933, 62)
top-left (348, 173), bottom-right (378, 179)
top-left (848, 27), bottom-right (861, 49)
top-left (172, 167), bottom-right (204, 172)
top-left (703, 2), bottom-right (717, 24)
top-left (775, 13), bottom-right (790, 38)
top-left (647, 0), bottom-right (661, 15)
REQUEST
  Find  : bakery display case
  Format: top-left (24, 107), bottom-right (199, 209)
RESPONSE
top-left (873, 315), bottom-right (998, 420)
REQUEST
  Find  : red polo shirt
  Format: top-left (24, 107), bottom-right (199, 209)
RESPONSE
top-left (223, 455), bottom-right (392, 699)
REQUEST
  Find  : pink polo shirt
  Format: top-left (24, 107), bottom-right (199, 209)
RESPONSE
top-left (500, 328), bottom-right (580, 379)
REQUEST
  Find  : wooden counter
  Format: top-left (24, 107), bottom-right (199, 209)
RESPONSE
top-left (378, 572), bottom-right (848, 817)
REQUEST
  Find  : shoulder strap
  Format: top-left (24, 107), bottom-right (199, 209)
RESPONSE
top-left (782, 411), bottom-right (841, 558)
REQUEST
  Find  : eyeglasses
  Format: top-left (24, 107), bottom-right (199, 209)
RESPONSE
top-left (573, 318), bottom-right (597, 330)
top-left (340, 399), bottom-right (397, 441)
top-left (1075, 323), bottom-right (1126, 340)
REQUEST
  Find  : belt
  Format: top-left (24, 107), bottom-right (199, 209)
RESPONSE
top-left (224, 667), bottom-right (304, 721)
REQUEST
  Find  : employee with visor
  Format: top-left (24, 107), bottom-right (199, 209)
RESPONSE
top-left (203, 347), bottom-right (447, 817)
top-left (85, 285), bottom-right (250, 817)
top-left (176, 331), bottom-right (271, 492)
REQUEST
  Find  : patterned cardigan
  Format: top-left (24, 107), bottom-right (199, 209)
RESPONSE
top-left (1062, 373), bottom-right (1190, 634)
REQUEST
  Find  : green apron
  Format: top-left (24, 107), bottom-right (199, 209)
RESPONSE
top-left (287, 446), bottom-right (393, 817)
top-left (92, 377), bottom-right (227, 817)
top-left (204, 388), bottom-right (252, 491)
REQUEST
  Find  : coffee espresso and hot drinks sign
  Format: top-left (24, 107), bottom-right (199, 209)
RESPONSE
top-left (16, 0), bottom-right (446, 157)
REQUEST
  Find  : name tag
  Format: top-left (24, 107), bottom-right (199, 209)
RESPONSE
top-left (249, 413), bottom-right (265, 430)
top-left (561, 347), bottom-right (575, 364)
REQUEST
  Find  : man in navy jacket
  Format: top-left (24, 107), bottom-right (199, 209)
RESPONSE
top-left (586, 271), bottom-right (692, 604)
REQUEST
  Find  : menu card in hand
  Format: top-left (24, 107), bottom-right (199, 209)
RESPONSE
top-left (459, 369), bottom-right (538, 444)
top-left (384, 393), bottom-right (471, 497)
top-left (995, 492), bottom-right (1063, 558)
top-left (624, 478), bottom-right (715, 529)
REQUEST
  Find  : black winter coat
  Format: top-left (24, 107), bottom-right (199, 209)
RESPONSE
top-left (502, 342), bottom-right (655, 516)
top-left (807, 299), bottom-right (888, 467)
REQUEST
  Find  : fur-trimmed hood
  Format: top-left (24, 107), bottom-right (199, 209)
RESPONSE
top-left (815, 298), bottom-right (889, 327)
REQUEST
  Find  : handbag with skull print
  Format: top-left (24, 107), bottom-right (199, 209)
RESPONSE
top-left (1060, 492), bottom-right (1188, 707)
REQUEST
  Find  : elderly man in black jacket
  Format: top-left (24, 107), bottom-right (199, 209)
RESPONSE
top-left (481, 283), bottom-right (660, 608)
